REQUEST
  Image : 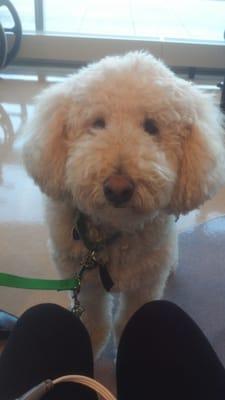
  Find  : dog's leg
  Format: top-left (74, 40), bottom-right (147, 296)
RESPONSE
top-left (114, 274), bottom-right (170, 347)
top-left (52, 252), bottom-right (113, 358)
top-left (80, 285), bottom-right (113, 359)
top-left (169, 229), bottom-right (179, 275)
top-left (114, 288), bottom-right (151, 347)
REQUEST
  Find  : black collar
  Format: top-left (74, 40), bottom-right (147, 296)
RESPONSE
top-left (72, 212), bottom-right (121, 291)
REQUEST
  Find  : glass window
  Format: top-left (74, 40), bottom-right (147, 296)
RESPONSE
top-left (5, 0), bottom-right (225, 42)
top-left (2, 0), bottom-right (224, 69)
top-left (1, 0), bottom-right (35, 32)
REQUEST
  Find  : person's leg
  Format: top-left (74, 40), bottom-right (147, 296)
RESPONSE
top-left (116, 300), bottom-right (225, 400)
top-left (0, 303), bottom-right (97, 400)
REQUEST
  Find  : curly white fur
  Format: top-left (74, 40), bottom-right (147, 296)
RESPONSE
top-left (23, 52), bottom-right (225, 356)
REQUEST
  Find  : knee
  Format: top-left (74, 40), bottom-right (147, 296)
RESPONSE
top-left (17, 303), bottom-right (86, 337)
top-left (18, 303), bottom-right (66, 325)
top-left (132, 300), bottom-right (186, 322)
top-left (120, 300), bottom-right (188, 340)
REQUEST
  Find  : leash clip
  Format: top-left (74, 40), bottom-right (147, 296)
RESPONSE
top-left (71, 250), bottom-right (99, 318)
top-left (71, 275), bottom-right (85, 318)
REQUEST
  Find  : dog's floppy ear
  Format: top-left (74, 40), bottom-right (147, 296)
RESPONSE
top-left (168, 88), bottom-right (225, 215)
top-left (23, 84), bottom-right (70, 199)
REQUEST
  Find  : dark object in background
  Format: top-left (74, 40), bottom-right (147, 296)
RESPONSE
top-left (0, 309), bottom-right (17, 340)
top-left (219, 80), bottom-right (225, 113)
top-left (217, 30), bottom-right (225, 113)
top-left (0, 0), bottom-right (22, 68)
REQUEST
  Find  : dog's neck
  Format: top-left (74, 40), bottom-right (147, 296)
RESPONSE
top-left (72, 210), bottom-right (121, 292)
top-left (73, 208), bottom-right (163, 247)
top-left (73, 211), bottom-right (121, 252)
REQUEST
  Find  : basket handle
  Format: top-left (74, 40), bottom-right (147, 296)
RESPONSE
top-left (53, 374), bottom-right (117, 400)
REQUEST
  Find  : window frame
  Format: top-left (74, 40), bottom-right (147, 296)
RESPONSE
top-left (12, 0), bottom-right (225, 69)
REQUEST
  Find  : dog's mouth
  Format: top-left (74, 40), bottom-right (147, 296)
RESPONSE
top-left (72, 171), bottom-right (171, 231)
top-left (111, 203), bottom-right (130, 209)
top-left (89, 203), bottom-right (158, 233)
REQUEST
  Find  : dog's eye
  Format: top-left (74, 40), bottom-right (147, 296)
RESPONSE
top-left (143, 118), bottom-right (158, 135)
top-left (92, 118), bottom-right (106, 129)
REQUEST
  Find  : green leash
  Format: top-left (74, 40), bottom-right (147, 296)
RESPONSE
top-left (0, 212), bottom-right (120, 317)
top-left (0, 272), bottom-right (79, 291)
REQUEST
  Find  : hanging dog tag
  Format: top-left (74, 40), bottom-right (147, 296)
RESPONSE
top-left (71, 275), bottom-right (85, 317)
top-left (71, 297), bottom-right (85, 318)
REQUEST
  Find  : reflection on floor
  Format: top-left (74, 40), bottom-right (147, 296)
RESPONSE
top-left (1, 66), bottom-right (225, 393)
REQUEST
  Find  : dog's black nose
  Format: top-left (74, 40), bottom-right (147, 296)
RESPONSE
top-left (103, 175), bottom-right (134, 206)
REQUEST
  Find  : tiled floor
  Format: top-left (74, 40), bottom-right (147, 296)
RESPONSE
top-left (1, 66), bottom-right (225, 392)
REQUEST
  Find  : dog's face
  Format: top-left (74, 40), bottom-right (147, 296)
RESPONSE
top-left (23, 52), bottom-right (225, 231)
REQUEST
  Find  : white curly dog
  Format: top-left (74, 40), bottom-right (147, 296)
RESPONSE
top-left (23, 52), bottom-right (225, 356)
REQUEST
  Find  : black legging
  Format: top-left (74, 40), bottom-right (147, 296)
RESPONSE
top-left (0, 301), bottom-right (225, 400)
